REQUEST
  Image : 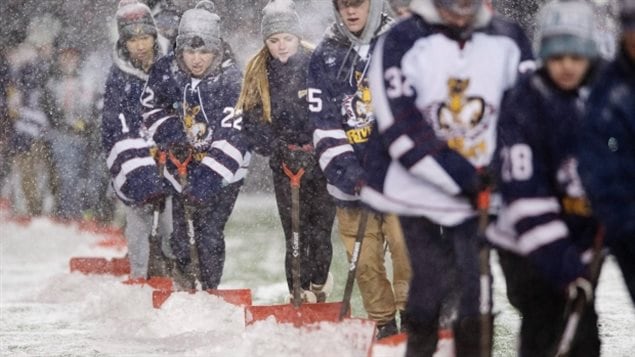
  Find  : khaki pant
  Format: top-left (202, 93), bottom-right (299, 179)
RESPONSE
top-left (337, 207), bottom-right (412, 325)
top-left (14, 140), bottom-right (57, 216)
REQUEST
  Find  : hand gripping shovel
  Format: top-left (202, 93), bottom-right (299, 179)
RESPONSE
top-left (153, 148), bottom-right (252, 308)
top-left (244, 162), bottom-right (343, 326)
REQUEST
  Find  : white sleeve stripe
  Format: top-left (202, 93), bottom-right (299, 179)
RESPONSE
top-left (107, 138), bottom-right (152, 169)
top-left (368, 36), bottom-right (394, 132)
top-left (146, 115), bottom-right (174, 138)
top-left (319, 144), bottom-right (354, 171)
top-left (201, 157), bottom-right (234, 183)
top-left (389, 135), bottom-right (415, 158)
top-left (141, 108), bottom-right (162, 121)
top-left (313, 129), bottom-right (348, 146)
top-left (410, 156), bottom-right (461, 195)
top-left (517, 220), bottom-right (569, 255)
top-left (506, 198), bottom-right (561, 228)
top-left (210, 140), bottom-right (243, 165)
top-left (327, 184), bottom-right (358, 202)
top-left (113, 157), bottom-right (156, 192)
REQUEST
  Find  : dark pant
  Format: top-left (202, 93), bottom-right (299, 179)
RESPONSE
top-left (271, 157), bottom-right (335, 292)
top-left (171, 181), bottom-right (242, 290)
top-left (498, 249), bottom-right (600, 357)
top-left (611, 237), bottom-right (635, 305)
top-left (399, 216), bottom-right (483, 357)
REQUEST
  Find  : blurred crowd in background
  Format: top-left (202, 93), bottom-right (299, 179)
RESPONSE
top-left (0, 0), bottom-right (620, 224)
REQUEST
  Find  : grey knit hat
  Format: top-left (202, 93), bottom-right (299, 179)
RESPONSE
top-left (536, 0), bottom-right (598, 60)
top-left (261, 0), bottom-right (303, 40)
top-left (433, 0), bottom-right (480, 16)
top-left (176, 0), bottom-right (221, 53)
top-left (116, 0), bottom-right (157, 41)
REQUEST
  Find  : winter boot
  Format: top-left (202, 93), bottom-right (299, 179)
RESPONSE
top-left (376, 318), bottom-right (399, 340)
top-left (310, 272), bottom-right (334, 303)
top-left (405, 320), bottom-right (439, 357)
top-left (399, 309), bottom-right (411, 333)
top-left (453, 317), bottom-right (481, 357)
top-left (171, 258), bottom-right (196, 290)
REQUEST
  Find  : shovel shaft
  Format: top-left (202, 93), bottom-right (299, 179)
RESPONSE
top-left (477, 188), bottom-right (492, 357)
top-left (339, 209), bottom-right (369, 320)
top-left (290, 174), bottom-right (302, 308)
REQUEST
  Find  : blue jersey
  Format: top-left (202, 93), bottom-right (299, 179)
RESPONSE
top-left (141, 53), bottom-right (250, 203)
top-left (308, 17), bottom-right (392, 206)
top-left (361, 5), bottom-right (533, 226)
top-left (101, 48), bottom-right (164, 205)
top-left (579, 49), bottom-right (635, 245)
top-left (488, 68), bottom-right (600, 288)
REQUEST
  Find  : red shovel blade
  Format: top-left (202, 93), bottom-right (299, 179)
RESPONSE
top-left (371, 328), bottom-right (455, 356)
top-left (122, 276), bottom-right (173, 290)
top-left (244, 302), bottom-right (345, 327)
top-left (153, 288), bottom-right (253, 309)
top-left (69, 257), bottom-right (130, 276)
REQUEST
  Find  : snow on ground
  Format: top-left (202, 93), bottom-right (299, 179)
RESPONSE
top-left (1, 193), bottom-right (634, 356)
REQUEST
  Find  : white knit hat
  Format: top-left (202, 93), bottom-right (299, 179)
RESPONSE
top-left (176, 0), bottom-right (221, 53)
top-left (116, 0), bottom-right (157, 41)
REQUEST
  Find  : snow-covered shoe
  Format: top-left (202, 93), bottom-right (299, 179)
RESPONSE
top-left (284, 290), bottom-right (318, 304)
top-left (310, 272), bottom-right (333, 303)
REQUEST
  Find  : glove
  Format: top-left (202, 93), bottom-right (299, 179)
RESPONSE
top-left (566, 277), bottom-right (594, 304)
top-left (467, 168), bottom-right (493, 210)
top-left (281, 144), bottom-right (317, 177)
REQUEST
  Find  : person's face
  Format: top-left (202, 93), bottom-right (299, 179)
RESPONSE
top-left (337, 0), bottom-right (370, 34)
top-left (182, 49), bottom-right (215, 77)
top-left (125, 34), bottom-right (155, 67)
top-left (546, 54), bottom-right (591, 91)
top-left (437, 7), bottom-right (475, 30)
top-left (624, 30), bottom-right (635, 63)
top-left (265, 33), bottom-right (300, 64)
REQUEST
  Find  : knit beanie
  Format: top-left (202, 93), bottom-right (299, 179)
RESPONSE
top-left (433, 0), bottom-right (480, 16)
top-left (536, 0), bottom-right (598, 60)
top-left (116, 0), bottom-right (157, 41)
top-left (176, 0), bottom-right (221, 53)
top-left (261, 0), bottom-right (303, 41)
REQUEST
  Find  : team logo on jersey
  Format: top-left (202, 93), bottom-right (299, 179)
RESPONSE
top-left (341, 71), bottom-right (374, 144)
top-left (557, 157), bottom-right (591, 216)
top-left (183, 103), bottom-right (212, 151)
top-left (425, 77), bottom-right (494, 159)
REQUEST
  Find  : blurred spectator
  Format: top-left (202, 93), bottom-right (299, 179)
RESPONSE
top-left (9, 13), bottom-right (61, 216)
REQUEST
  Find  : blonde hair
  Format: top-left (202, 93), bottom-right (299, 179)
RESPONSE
top-left (236, 40), bottom-right (314, 123)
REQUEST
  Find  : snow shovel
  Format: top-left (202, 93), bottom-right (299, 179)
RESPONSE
top-left (555, 226), bottom-right (606, 357)
top-left (339, 209), bottom-right (369, 320)
top-left (69, 256), bottom-right (130, 276)
top-left (159, 147), bottom-right (251, 306)
top-left (147, 151), bottom-right (170, 278)
top-left (244, 162), bottom-right (343, 326)
top-left (477, 188), bottom-right (493, 357)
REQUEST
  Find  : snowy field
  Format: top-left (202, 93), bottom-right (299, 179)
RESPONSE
top-left (1, 193), bottom-right (634, 356)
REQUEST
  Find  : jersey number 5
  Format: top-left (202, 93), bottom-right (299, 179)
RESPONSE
top-left (308, 88), bottom-right (322, 112)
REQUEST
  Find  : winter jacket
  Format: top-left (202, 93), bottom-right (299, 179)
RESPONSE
top-left (579, 47), bottom-right (635, 245)
top-left (101, 46), bottom-right (164, 205)
top-left (244, 47), bottom-right (313, 157)
top-left (488, 67), bottom-right (601, 289)
top-left (308, 15), bottom-right (393, 206)
top-left (360, 2), bottom-right (533, 226)
top-left (141, 52), bottom-right (250, 204)
top-left (10, 60), bottom-right (51, 152)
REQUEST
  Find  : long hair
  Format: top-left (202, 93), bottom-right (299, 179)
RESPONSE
top-left (236, 40), bottom-right (314, 123)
